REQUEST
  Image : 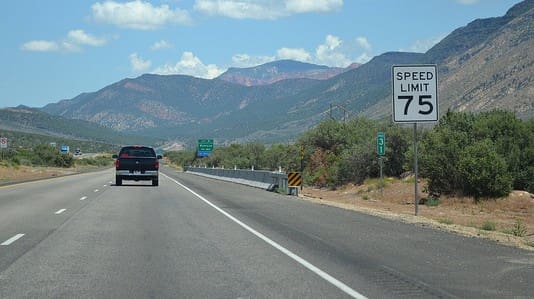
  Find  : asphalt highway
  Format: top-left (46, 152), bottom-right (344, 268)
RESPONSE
top-left (0, 166), bottom-right (532, 298)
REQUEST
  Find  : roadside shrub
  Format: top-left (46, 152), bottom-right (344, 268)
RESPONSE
top-left (420, 110), bottom-right (530, 196)
top-left (75, 155), bottom-right (113, 167)
top-left (425, 197), bottom-right (440, 207)
top-left (305, 149), bottom-right (339, 187)
top-left (511, 219), bottom-right (527, 237)
top-left (383, 124), bottom-right (411, 177)
top-left (29, 144), bottom-right (73, 168)
top-left (54, 153), bottom-right (74, 168)
top-left (337, 143), bottom-right (377, 185)
top-left (481, 221), bottom-right (496, 231)
top-left (457, 140), bottom-right (512, 199)
top-left (420, 128), bottom-right (468, 196)
top-left (438, 218), bottom-right (454, 225)
top-left (473, 110), bottom-right (533, 191)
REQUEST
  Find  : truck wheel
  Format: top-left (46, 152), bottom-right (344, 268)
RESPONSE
top-left (116, 176), bottom-right (122, 186)
top-left (152, 179), bottom-right (158, 186)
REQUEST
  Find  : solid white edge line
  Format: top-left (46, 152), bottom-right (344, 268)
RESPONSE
top-left (55, 209), bottom-right (66, 214)
top-left (162, 173), bottom-right (367, 299)
top-left (1, 234), bottom-right (25, 246)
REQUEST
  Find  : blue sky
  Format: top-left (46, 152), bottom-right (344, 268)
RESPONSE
top-left (0, 0), bottom-right (522, 108)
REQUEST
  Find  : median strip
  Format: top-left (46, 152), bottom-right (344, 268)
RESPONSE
top-left (1, 234), bottom-right (25, 246)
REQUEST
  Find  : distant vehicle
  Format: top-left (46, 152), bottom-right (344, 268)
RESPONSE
top-left (112, 146), bottom-right (162, 186)
top-left (74, 148), bottom-right (82, 155)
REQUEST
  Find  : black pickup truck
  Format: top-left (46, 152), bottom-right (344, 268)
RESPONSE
top-left (112, 146), bottom-right (162, 186)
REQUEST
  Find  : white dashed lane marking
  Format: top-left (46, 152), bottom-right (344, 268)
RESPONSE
top-left (55, 209), bottom-right (66, 215)
top-left (1, 234), bottom-right (25, 246)
top-left (80, 196), bottom-right (87, 201)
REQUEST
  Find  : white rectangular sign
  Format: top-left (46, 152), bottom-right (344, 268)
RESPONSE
top-left (0, 137), bottom-right (7, 149)
top-left (392, 65), bottom-right (438, 123)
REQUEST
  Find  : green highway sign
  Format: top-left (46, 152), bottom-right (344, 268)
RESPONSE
top-left (377, 132), bottom-right (385, 156)
top-left (198, 139), bottom-right (214, 157)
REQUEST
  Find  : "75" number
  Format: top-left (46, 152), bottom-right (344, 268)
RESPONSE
top-left (398, 95), bottom-right (433, 115)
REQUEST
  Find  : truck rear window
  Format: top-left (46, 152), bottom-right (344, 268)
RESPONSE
top-left (119, 147), bottom-right (155, 158)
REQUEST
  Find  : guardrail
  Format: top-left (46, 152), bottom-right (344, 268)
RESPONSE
top-left (184, 166), bottom-right (290, 193)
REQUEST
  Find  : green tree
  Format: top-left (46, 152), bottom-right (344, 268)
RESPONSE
top-left (382, 124), bottom-right (411, 177)
top-left (420, 127), bottom-right (468, 196)
top-left (457, 140), bottom-right (512, 199)
top-left (472, 110), bottom-right (533, 191)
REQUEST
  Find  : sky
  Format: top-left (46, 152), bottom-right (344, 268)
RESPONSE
top-left (0, 0), bottom-right (523, 108)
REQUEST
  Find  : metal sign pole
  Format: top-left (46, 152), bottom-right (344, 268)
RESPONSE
top-left (300, 145), bottom-right (304, 191)
top-left (379, 157), bottom-right (383, 195)
top-left (414, 123), bottom-right (419, 216)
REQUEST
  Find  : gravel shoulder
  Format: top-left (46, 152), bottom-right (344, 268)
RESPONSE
top-left (300, 180), bottom-right (534, 252)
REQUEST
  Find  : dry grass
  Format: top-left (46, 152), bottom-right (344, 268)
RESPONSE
top-left (0, 165), bottom-right (77, 184)
top-left (301, 178), bottom-right (534, 251)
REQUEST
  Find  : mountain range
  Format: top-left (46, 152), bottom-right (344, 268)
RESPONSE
top-left (217, 60), bottom-right (360, 86)
top-left (3, 0), bottom-right (532, 147)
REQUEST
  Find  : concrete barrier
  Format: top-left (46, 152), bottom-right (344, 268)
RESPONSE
top-left (184, 166), bottom-right (288, 193)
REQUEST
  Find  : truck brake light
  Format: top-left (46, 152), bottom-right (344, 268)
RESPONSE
top-left (115, 159), bottom-right (120, 169)
top-left (154, 159), bottom-right (159, 170)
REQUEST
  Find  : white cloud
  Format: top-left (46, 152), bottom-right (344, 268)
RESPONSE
top-left (231, 54), bottom-right (275, 67)
top-left (356, 36), bottom-right (371, 51)
top-left (67, 30), bottom-right (107, 46)
top-left (456, 0), bottom-right (479, 4)
top-left (277, 48), bottom-right (311, 62)
top-left (153, 51), bottom-right (225, 78)
top-left (151, 40), bottom-right (173, 50)
top-left (194, 0), bottom-right (281, 19)
top-left (314, 35), bottom-right (351, 67)
top-left (149, 34), bottom-right (369, 78)
top-left (404, 34), bottom-right (446, 53)
top-left (229, 34), bottom-right (370, 69)
top-left (92, 0), bottom-right (191, 30)
top-left (130, 53), bottom-right (152, 72)
top-left (21, 30), bottom-right (108, 53)
top-left (355, 53), bottom-right (372, 64)
top-left (285, 0), bottom-right (343, 13)
top-left (194, 0), bottom-right (343, 20)
top-left (21, 40), bottom-right (59, 52)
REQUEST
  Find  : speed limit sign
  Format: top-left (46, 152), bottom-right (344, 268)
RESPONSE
top-left (0, 137), bottom-right (7, 149)
top-left (392, 65), bottom-right (438, 123)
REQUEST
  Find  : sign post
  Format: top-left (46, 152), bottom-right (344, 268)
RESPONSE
top-left (392, 65), bottom-right (438, 215)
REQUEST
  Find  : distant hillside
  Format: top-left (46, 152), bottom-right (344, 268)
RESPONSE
top-left (0, 106), bottom-right (159, 146)
top-left (365, 0), bottom-right (534, 120)
top-left (43, 74), bottom-right (322, 133)
top-left (437, 0), bottom-right (533, 119)
top-left (217, 60), bottom-right (359, 86)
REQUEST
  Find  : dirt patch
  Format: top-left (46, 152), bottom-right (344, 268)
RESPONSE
top-left (0, 165), bottom-right (79, 184)
top-left (300, 178), bottom-right (534, 251)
